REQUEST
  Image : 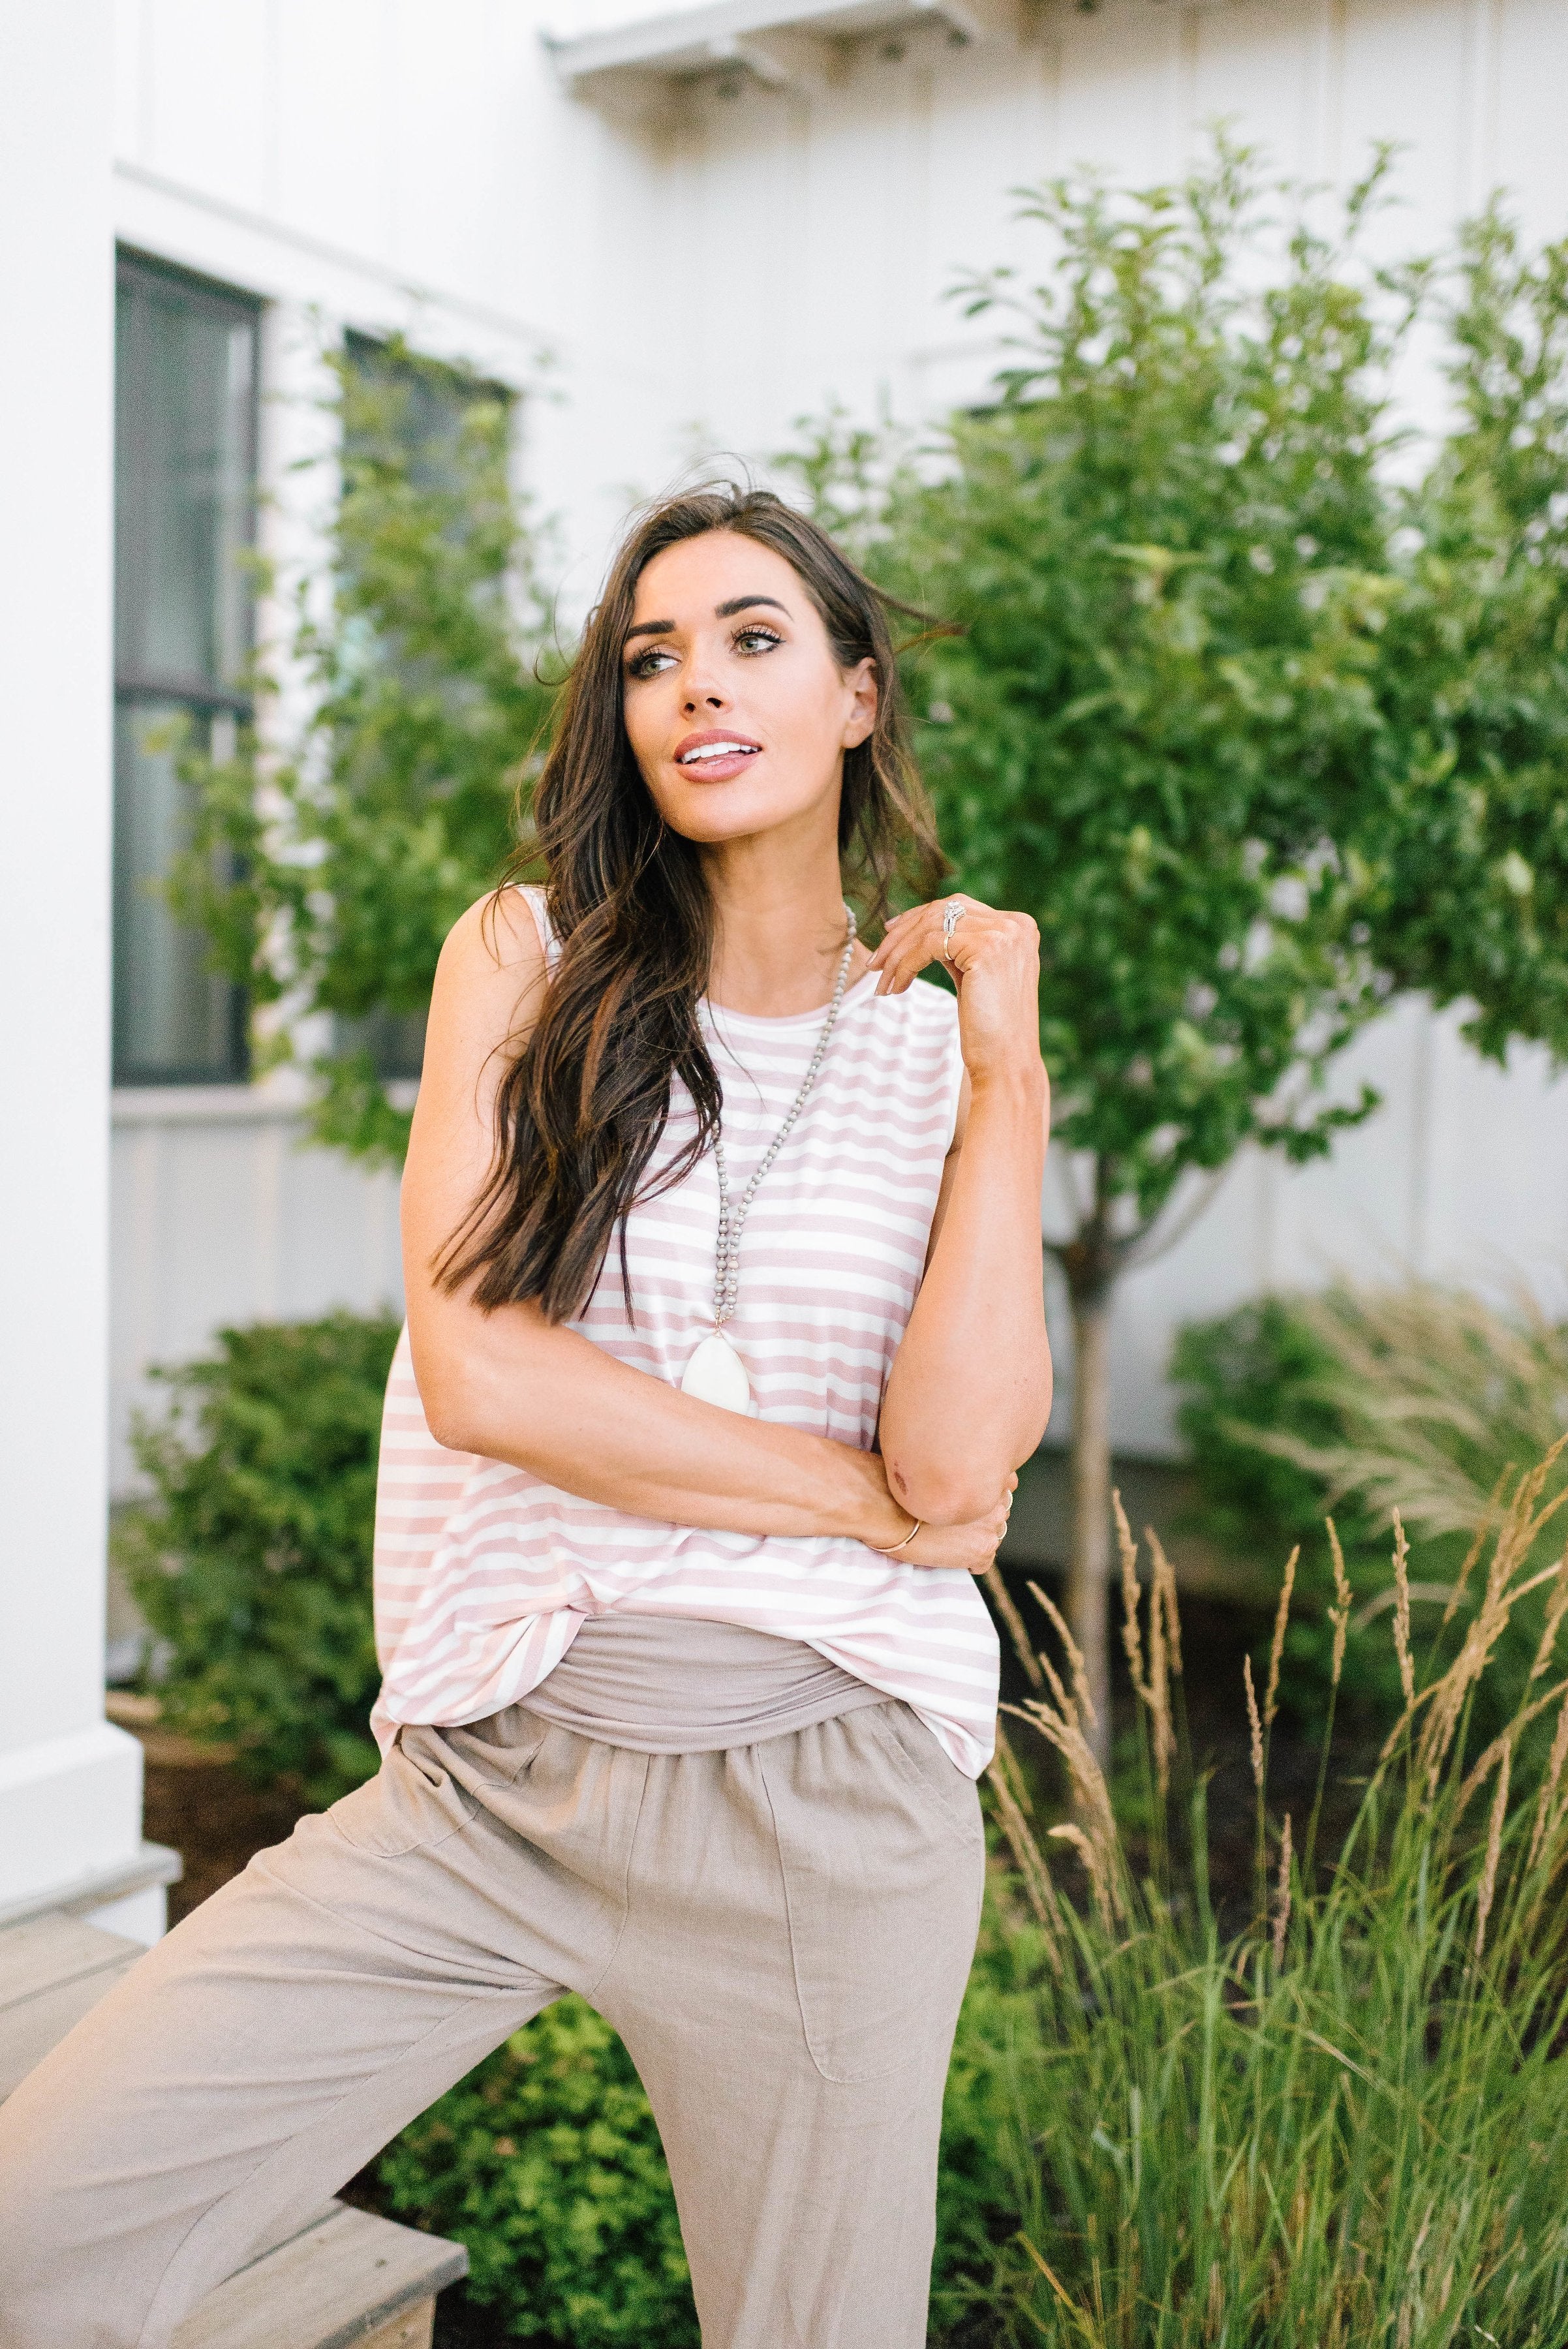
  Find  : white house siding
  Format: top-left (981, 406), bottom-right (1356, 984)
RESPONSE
top-left (110, 1094), bottom-right (405, 1494)
top-left (1081, 1008), bottom-right (1568, 1456)
top-left (106, 0), bottom-right (1568, 1492)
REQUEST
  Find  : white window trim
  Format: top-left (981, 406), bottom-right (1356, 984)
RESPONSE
top-left (112, 1079), bottom-right (418, 1129)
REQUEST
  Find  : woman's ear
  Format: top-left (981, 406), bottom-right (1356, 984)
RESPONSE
top-left (842, 657), bottom-right (879, 751)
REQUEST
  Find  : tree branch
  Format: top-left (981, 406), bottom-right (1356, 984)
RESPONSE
top-left (1118, 1164), bottom-right (1234, 1276)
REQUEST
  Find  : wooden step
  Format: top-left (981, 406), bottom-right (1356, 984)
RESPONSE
top-left (171, 2200), bottom-right (467, 2349)
top-left (0, 1910), bottom-right (144, 2097)
top-left (0, 1910), bottom-right (469, 2348)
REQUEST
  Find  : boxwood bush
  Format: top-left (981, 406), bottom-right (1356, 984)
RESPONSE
top-left (117, 1308), bottom-right (399, 1806)
top-left (378, 1998), bottom-right (699, 2348)
top-left (1169, 1295), bottom-right (1401, 1723)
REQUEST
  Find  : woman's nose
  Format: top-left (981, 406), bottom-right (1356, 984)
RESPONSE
top-left (681, 644), bottom-right (730, 713)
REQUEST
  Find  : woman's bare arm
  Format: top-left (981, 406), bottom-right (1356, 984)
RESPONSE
top-left (869, 898), bottom-right (1053, 1524)
top-left (401, 893), bottom-right (1006, 1558)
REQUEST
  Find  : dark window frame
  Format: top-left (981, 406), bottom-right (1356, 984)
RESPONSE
top-left (113, 246), bottom-right (262, 1088)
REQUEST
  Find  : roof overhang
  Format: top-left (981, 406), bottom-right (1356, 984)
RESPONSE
top-left (544, 0), bottom-right (1021, 104)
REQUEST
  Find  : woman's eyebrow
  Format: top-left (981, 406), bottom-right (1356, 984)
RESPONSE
top-left (624, 593), bottom-right (789, 647)
top-left (715, 594), bottom-right (789, 619)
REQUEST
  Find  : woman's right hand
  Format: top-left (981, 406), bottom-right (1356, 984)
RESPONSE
top-left (897, 1475), bottom-right (1017, 1575)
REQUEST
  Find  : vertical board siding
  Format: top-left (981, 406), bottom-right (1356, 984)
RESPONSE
top-left (110, 1106), bottom-right (405, 1496)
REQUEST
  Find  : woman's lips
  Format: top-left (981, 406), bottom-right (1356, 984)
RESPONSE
top-left (673, 731), bottom-right (761, 782)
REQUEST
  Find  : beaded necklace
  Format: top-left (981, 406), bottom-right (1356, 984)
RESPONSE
top-left (679, 904), bottom-right (858, 1415)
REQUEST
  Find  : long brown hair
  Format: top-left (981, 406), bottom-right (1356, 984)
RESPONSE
top-left (441, 484), bottom-right (946, 1321)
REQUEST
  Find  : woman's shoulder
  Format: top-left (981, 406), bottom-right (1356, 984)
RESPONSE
top-left (412, 888), bottom-right (550, 1144)
top-left (434, 885), bottom-right (550, 1011)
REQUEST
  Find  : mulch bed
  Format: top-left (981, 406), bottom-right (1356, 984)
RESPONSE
top-left (134, 1728), bottom-right (307, 1927)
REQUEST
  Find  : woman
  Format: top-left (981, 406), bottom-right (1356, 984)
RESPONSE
top-left (0, 487), bottom-right (1051, 2349)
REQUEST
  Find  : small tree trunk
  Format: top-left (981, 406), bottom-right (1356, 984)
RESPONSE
top-left (1066, 1271), bottom-right (1115, 1770)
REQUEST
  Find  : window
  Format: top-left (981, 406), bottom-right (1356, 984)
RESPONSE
top-left (114, 251), bottom-right (260, 1084)
top-left (343, 328), bottom-right (498, 496)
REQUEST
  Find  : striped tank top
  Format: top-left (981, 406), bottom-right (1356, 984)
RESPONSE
top-left (370, 885), bottom-right (1000, 1777)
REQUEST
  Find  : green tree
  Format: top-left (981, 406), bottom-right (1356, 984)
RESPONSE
top-left (805, 147), bottom-right (1424, 1745)
top-left (169, 334), bottom-right (556, 1162)
top-left (1372, 202), bottom-right (1568, 1056)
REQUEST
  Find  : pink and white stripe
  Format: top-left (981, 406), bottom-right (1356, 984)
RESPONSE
top-left (371, 886), bottom-right (1000, 1777)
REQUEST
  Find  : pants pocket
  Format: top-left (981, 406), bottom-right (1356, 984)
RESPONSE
top-left (860, 1700), bottom-right (988, 1852)
top-left (326, 1726), bottom-right (480, 1858)
top-left (759, 1704), bottom-right (985, 2086)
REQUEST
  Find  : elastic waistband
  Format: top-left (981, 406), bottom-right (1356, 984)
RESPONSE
top-left (514, 1611), bottom-right (887, 1754)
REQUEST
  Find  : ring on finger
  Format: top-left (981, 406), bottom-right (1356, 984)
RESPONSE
top-left (942, 898), bottom-right (967, 963)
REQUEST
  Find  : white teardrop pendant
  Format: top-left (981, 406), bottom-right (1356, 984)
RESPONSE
top-left (681, 1332), bottom-right (754, 1415)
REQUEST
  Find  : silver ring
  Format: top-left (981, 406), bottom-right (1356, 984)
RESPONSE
top-left (942, 899), bottom-right (966, 961)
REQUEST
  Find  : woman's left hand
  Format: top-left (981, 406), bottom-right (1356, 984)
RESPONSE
top-left (869, 895), bottom-right (1044, 1090)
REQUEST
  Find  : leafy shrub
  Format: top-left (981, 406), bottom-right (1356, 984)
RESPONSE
top-left (378, 1999), bottom-right (698, 2349)
top-left (977, 1456), bottom-right (1568, 2346)
top-left (931, 1896), bottom-right (1047, 2343)
top-left (1247, 1280), bottom-right (1568, 1546)
top-left (1171, 1297), bottom-right (1354, 1562)
top-left (117, 1310), bottom-right (398, 1805)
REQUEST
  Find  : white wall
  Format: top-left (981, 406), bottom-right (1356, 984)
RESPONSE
top-left (110, 1094), bottom-right (406, 1493)
top-left (104, 0), bottom-right (1568, 1490)
top-left (110, 0), bottom-right (683, 582)
top-left (0, 0), bottom-right (166, 1937)
top-left (631, 0), bottom-right (1568, 441)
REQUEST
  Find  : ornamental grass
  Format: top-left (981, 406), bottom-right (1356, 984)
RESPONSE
top-left (972, 1437), bottom-right (1568, 2347)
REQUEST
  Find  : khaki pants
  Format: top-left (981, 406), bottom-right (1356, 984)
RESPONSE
top-left (0, 1699), bottom-right (984, 2349)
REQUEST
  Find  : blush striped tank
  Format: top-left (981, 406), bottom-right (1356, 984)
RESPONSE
top-left (371, 885), bottom-right (1000, 1778)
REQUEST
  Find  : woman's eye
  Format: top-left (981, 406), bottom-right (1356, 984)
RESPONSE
top-left (626, 645), bottom-right (676, 680)
top-left (624, 626), bottom-right (780, 681)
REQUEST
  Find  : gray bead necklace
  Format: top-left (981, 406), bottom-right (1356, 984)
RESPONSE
top-left (680, 904), bottom-right (859, 1417)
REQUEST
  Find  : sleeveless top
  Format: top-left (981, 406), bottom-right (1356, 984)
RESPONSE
top-left (369, 885), bottom-right (1001, 1779)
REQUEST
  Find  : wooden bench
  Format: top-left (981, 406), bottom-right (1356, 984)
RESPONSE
top-left (1, 1911), bottom-right (468, 2349)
